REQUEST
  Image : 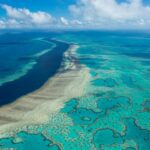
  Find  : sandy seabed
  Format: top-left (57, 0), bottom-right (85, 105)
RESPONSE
top-left (0, 44), bottom-right (90, 137)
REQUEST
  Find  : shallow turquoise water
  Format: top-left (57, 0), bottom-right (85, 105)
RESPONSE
top-left (0, 31), bottom-right (150, 150)
top-left (0, 132), bottom-right (60, 150)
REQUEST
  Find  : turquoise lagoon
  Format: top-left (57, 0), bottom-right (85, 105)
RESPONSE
top-left (0, 31), bottom-right (150, 149)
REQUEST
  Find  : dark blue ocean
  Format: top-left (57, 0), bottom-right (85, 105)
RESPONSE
top-left (0, 32), bottom-right (70, 105)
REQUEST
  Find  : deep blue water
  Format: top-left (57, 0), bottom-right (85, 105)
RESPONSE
top-left (0, 33), bottom-right (51, 79)
top-left (0, 35), bottom-right (69, 105)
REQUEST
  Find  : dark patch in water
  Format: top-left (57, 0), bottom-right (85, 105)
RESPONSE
top-left (18, 56), bottom-right (35, 62)
top-left (141, 60), bottom-right (150, 66)
top-left (123, 53), bottom-right (150, 59)
top-left (0, 68), bottom-right (12, 72)
top-left (125, 147), bottom-right (136, 150)
top-left (61, 98), bottom-right (78, 113)
top-left (0, 42), bottom-right (25, 46)
top-left (0, 131), bottom-right (61, 150)
top-left (142, 100), bottom-right (150, 111)
top-left (123, 44), bottom-right (150, 48)
top-left (68, 107), bottom-right (100, 125)
top-left (92, 78), bottom-right (116, 87)
top-left (121, 75), bottom-right (136, 88)
top-left (93, 128), bottom-right (122, 148)
top-left (123, 118), bottom-right (150, 150)
top-left (97, 96), bottom-right (130, 113)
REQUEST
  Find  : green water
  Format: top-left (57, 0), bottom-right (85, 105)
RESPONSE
top-left (0, 31), bottom-right (150, 150)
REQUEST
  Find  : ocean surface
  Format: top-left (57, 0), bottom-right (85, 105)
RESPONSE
top-left (0, 33), bottom-right (70, 105)
top-left (0, 31), bottom-right (150, 150)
